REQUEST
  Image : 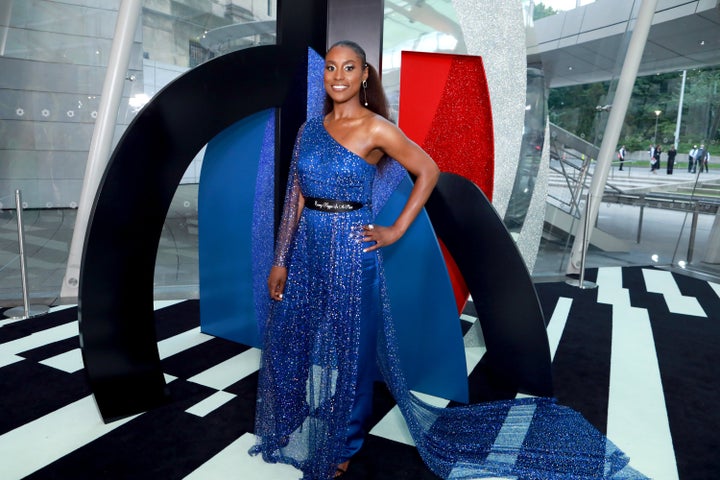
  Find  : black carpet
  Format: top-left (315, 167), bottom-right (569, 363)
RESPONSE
top-left (535, 267), bottom-right (720, 480)
top-left (1, 266), bottom-right (718, 479)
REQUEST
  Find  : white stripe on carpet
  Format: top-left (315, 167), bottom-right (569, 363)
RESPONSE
top-left (709, 280), bottom-right (720, 299)
top-left (186, 391), bottom-right (236, 417)
top-left (39, 348), bottom-right (83, 373)
top-left (184, 432), bottom-right (301, 480)
top-left (158, 327), bottom-right (214, 359)
top-left (596, 267), bottom-right (678, 479)
top-left (546, 297), bottom-right (572, 360)
top-left (0, 396), bottom-right (137, 479)
top-left (642, 268), bottom-right (706, 317)
top-left (0, 321), bottom-right (78, 368)
top-left (187, 348), bottom-right (261, 390)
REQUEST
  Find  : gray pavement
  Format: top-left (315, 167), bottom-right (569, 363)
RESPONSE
top-left (537, 164), bottom-right (720, 281)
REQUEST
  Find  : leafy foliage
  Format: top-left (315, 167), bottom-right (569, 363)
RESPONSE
top-left (533, 3), bottom-right (557, 21)
top-left (549, 67), bottom-right (720, 154)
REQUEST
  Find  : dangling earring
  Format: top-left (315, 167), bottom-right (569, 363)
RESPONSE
top-left (362, 80), bottom-right (368, 107)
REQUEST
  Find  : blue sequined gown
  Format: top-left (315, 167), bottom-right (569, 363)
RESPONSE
top-left (251, 116), bottom-right (648, 480)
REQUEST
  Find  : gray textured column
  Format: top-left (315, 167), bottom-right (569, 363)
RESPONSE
top-left (61, 0), bottom-right (142, 301)
top-left (453, 0), bottom-right (525, 220)
top-left (567, 0), bottom-right (659, 274)
top-left (674, 70), bottom-right (686, 148)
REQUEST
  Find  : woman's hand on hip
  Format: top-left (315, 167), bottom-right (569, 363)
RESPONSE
top-left (362, 223), bottom-right (403, 252)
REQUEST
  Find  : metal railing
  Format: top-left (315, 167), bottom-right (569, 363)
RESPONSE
top-left (545, 123), bottom-right (720, 273)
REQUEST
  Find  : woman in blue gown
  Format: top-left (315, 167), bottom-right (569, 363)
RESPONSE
top-left (251, 41), bottom-right (647, 480)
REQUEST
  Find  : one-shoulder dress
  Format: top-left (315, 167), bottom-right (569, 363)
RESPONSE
top-left (251, 116), bottom-right (647, 480)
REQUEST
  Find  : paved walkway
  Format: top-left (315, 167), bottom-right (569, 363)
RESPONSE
top-left (539, 165), bottom-right (720, 281)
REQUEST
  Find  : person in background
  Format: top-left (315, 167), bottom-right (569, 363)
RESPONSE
top-left (666, 144), bottom-right (677, 174)
top-left (688, 145), bottom-right (698, 173)
top-left (696, 144), bottom-right (709, 173)
top-left (651, 144), bottom-right (661, 173)
top-left (617, 145), bottom-right (626, 171)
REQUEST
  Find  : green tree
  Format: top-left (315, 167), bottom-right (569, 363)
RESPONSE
top-left (533, 3), bottom-right (557, 21)
top-left (548, 81), bottom-right (611, 141)
top-left (624, 72), bottom-right (680, 146)
top-left (548, 68), bottom-right (720, 151)
top-left (683, 68), bottom-right (720, 143)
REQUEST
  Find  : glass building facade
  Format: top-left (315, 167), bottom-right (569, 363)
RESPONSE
top-left (0, 0), bottom-right (719, 305)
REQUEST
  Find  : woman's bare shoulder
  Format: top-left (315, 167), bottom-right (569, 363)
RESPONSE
top-left (364, 113), bottom-right (403, 140)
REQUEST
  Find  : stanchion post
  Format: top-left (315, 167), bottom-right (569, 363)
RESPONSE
top-left (3, 190), bottom-right (49, 320)
top-left (17, 189), bottom-right (30, 318)
top-left (687, 203), bottom-right (699, 263)
top-left (637, 203), bottom-right (645, 244)
top-left (566, 192), bottom-right (598, 289)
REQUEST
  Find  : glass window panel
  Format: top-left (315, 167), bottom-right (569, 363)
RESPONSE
top-left (3, 27), bottom-right (113, 65)
top-left (0, 1), bottom-right (280, 300)
top-left (382, 0), bottom-right (463, 113)
top-left (530, 0), bottom-right (720, 280)
top-left (9, 0), bottom-right (117, 39)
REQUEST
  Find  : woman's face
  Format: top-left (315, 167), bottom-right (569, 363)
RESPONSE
top-left (324, 45), bottom-right (368, 105)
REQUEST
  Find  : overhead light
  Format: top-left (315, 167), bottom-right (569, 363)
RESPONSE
top-left (129, 93), bottom-right (151, 109)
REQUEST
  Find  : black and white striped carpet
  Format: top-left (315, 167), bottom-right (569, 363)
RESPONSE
top-left (1, 266), bottom-right (718, 479)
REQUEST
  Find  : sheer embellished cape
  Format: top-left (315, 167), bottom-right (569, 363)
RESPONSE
top-left (250, 116), bottom-right (647, 480)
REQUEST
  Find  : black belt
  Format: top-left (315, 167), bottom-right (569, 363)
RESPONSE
top-left (304, 196), bottom-right (365, 212)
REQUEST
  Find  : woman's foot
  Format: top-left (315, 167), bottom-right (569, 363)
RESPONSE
top-left (334, 460), bottom-right (350, 478)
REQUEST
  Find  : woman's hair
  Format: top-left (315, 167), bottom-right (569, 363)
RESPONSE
top-left (323, 40), bottom-right (390, 120)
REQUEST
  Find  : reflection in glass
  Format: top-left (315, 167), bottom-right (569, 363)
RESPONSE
top-left (504, 68), bottom-right (546, 232)
top-left (381, 0), bottom-right (463, 115)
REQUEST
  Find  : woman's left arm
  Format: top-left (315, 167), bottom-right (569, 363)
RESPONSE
top-left (362, 118), bottom-right (440, 252)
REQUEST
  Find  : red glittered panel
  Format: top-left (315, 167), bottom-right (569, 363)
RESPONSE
top-left (398, 52), bottom-right (454, 153)
top-left (425, 55), bottom-right (494, 199)
top-left (407, 54), bottom-right (494, 200)
top-left (397, 52), bottom-right (494, 309)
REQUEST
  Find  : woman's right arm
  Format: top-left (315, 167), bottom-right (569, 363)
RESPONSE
top-left (268, 124), bottom-right (306, 300)
top-left (268, 186), bottom-right (304, 302)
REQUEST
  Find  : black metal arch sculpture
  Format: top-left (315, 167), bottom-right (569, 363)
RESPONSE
top-left (78, 0), bottom-right (328, 422)
top-left (425, 173), bottom-right (553, 397)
